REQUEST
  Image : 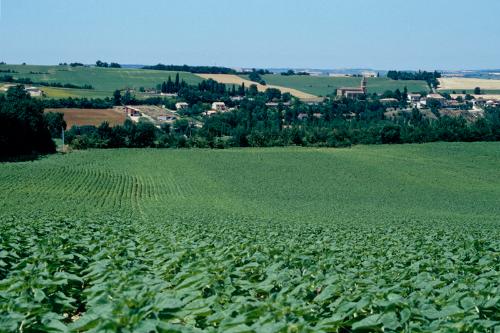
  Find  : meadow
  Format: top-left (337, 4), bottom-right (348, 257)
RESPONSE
top-left (0, 64), bottom-right (203, 98)
top-left (239, 75), bottom-right (430, 96)
top-left (0, 143), bottom-right (499, 332)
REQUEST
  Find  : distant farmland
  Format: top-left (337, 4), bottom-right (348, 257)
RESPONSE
top-left (241, 74), bottom-right (430, 96)
top-left (366, 77), bottom-right (429, 94)
top-left (0, 64), bottom-right (203, 98)
top-left (44, 108), bottom-right (126, 128)
top-left (439, 77), bottom-right (500, 93)
top-left (197, 74), bottom-right (318, 99)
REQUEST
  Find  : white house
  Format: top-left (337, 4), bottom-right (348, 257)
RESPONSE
top-left (175, 102), bottom-right (189, 110)
top-left (25, 87), bottom-right (43, 97)
top-left (211, 102), bottom-right (226, 112)
top-left (407, 93), bottom-right (421, 103)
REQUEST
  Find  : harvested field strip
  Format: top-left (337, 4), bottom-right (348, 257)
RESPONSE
top-left (196, 73), bottom-right (318, 99)
top-left (438, 77), bottom-right (500, 90)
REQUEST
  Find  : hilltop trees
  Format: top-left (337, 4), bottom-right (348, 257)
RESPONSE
top-left (0, 85), bottom-right (55, 158)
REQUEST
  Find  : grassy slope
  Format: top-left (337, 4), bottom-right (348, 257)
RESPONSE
top-left (0, 143), bottom-right (498, 331)
top-left (0, 64), bottom-right (203, 98)
top-left (240, 74), bottom-right (430, 96)
top-left (366, 77), bottom-right (429, 94)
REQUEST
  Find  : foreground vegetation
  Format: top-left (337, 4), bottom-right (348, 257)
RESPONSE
top-left (0, 144), bottom-right (499, 332)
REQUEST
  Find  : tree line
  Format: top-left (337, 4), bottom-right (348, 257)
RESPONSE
top-left (65, 94), bottom-right (500, 150)
top-left (0, 75), bottom-right (93, 90)
top-left (387, 70), bottom-right (441, 89)
top-left (142, 64), bottom-right (236, 74)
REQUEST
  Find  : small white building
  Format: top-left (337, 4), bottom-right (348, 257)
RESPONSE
top-left (25, 87), bottom-right (43, 97)
top-left (407, 93), bottom-right (421, 103)
top-left (211, 102), bottom-right (226, 112)
top-left (175, 102), bottom-right (189, 110)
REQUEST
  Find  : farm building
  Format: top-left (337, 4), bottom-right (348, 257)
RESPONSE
top-left (158, 114), bottom-right (178, 123)
top-left (336, 77), bottom-right (367, 98)
top-left (407, 93), bottom-right (421, 102)
top-left (124, 106), bottom-right (141, 117)
top-left (212, 102), bottom-right (226, 112)
top-left (426, 93), bottom-right (447, 106)
top-left (25, 87), bottom-right (43, 97)
top-left (380, 98), bottom-right (399, 104)
top-left (175, 102), bottom-right (189, 110)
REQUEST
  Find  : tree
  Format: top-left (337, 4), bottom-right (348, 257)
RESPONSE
top-left (380, 124), bottom-right (401, 144)
top-left (44, 112), bottom-right (67, 138)
top-left (113, 90), bottom-right (122, 106)
top-left (474, 87), bottom-right (481, 95)
top-left (122, 90), bottom-right (132, 105)
top-left (175, 73), bottom-right (180, 90)
top-left (134, 120), bottom-right (156, 147)
top-left (0, 85), bottom-right (55, 158)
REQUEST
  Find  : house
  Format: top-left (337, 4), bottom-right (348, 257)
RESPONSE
top-left (204, 110), bottom-right (218, 116)
top-left (158, 114), bottom-right (178, 123)
top-left (336, 77), bottom-right (367, 98)
top-left (426, 93), bottom-right (447, 106)
top-left (25, 87), bottom-right (43, 97)
top-left (212, 102), bottom-right (226, 112)
top-left (297, 113), bottom-right (308, 121)
top-left (380, 98), bottom-right (399, 104)
top-left (407, 93), bottom-right (421, 103)
top-left (124, 106), bottom-right (141, 117)
top-left (230, 96), bottom-right (244, 102)
top-left (175, 102), bottom-right (189, 110)
top-left (362, 71), bottom-right (377, 78)
top-left (312, 113), bottom-right (323, 119)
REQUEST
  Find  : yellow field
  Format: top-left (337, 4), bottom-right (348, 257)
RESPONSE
top-left (438, 77), bottom-right (500, 90)
top-left (196, 74), bottom-right (319, 100)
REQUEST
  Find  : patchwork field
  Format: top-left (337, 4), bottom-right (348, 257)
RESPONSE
top-left (239, 75), bottom-right (430, 96)
top-left (44, 108), bottom-right (126, 128)
top-left (0, 143), bottom-right (499, 332)
top-left (439, 77), bottom-right (500, 93)
top-left (197, 74), bottom-right (318, 99)
top-left (0, 64), bottom-right (203, 98)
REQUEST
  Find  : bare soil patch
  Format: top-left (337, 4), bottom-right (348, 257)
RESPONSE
top-left (45, 108), bottom-right (126, 128)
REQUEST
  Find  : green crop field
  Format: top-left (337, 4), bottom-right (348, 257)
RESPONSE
top-left (366, 78), bottom-right (429, 94)
top-left (0, 64), bottom-right (203, 98)
top-left (240, 75), bottom-right (430, 96)
top-left (0, 143), bottom-right (499, 332)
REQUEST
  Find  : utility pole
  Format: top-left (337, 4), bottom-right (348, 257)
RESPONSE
top-left (61, 128), bottom-right (65, 152)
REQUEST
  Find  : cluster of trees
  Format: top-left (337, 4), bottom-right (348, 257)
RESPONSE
top-left (41, 97), bottom-right (115, 109)
top-left (248, 71), bottom-right (266, 85)
top-left (0, 75), bottom-right (93, 90)
top-left (96, 61), bottom-right (121, 68)
top-left (0, 69), bottom-right (18, 73)
top-left (0, 86), bottom-right (55, 159)
top-left (387, 70), bottom-right (442, 89)
top-left (158, 73), bottom-right (188, 94)
top-left (281, 70), bottom-right (310, 76)
top-left (143, 64), bottom-right (236, 74)
top-left (66, 119), bottom-right (158, 149)
top-left (65, 93), bottom-right (500, 150)
top-left (58, 62), bottom-right (85, 67)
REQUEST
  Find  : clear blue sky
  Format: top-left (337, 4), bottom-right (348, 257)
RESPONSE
top-left (0, 0), bottom-right (499, 70)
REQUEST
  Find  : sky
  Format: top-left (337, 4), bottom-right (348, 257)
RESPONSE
top-left (0, 0), bottom-right (499, 70)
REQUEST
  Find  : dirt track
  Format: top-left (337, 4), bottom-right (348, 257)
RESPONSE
top-left (196, 74), bottom-right (319, 100)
